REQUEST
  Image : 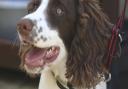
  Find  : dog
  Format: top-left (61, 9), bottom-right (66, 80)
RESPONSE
top-left (17, 0), bottom-right (121, 89)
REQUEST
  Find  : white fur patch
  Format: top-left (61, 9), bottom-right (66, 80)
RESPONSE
top-left (38, 67), bottom-right (60, 89)
top-left (95, 81), bottom-right (107, 89)
top-left (22, 0), bottom-right (63, 49)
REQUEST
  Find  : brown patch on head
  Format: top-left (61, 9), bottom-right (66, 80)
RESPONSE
top-left (27, 0), bottom-right (41, 13)
top-left (46, 0), bottom-right (78, 50)
top-left (66, 0), bottom-right (121, 88)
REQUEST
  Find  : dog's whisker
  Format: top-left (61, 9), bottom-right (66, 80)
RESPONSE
top-left (10, 34), bottom-right (20, 48)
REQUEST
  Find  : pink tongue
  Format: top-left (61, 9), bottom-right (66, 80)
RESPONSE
top-left (25, 47), bottom-right (59, 67)
top-left (25, 48), bottom-right (46, 67)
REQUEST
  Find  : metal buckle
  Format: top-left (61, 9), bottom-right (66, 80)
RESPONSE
top-left (104, 73), bottom-right (111, 82)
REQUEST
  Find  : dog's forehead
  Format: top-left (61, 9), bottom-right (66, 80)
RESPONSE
top-left (27, 0), bottom-right (76, 16)
top-left (40, 0), bottom-right (76, 8)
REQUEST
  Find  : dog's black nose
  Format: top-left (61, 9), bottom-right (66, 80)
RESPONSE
top-left (17, 19), bottom-right (34, 34)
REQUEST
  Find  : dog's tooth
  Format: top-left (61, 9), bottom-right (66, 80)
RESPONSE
top-left (47, 49), bottom-right (52, 55)
top-left (48, 48), bottom-right (52, 52)
top-left (46, 51), bottom-right (48, 54)
top-left (52, 47), bottom-right (55, 51)
top-left (49, 49), bottom-right (52, 52)
top-left (55, 49), bottom-right (59, 54)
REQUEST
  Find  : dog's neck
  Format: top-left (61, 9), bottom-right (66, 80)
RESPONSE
top-left (38, 65), bottom-right (68, 89)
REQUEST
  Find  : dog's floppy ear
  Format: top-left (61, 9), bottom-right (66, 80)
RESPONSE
top-left (66, 0), bottom-right (120, 88)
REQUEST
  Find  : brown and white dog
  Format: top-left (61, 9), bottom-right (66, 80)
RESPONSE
top-left (17, 0), bottom-right (121, 89)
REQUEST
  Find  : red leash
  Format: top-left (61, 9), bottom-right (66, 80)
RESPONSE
top-left (107, 0), bottom-right (128, 69)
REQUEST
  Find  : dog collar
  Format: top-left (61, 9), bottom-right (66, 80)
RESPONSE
top-left (56, 80), bottom-right (73, 89)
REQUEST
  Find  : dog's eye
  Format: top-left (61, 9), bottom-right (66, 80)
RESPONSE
top-left (56, 8), bottom-right (64, 16)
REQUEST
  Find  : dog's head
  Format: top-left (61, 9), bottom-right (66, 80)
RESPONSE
top-left (17, 0), bottom-right (120, 88)
top-left (17, 0), bottom-right (77, 74)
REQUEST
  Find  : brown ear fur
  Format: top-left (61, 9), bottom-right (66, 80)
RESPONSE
top-left (66, 0), bottom-right (120, 88)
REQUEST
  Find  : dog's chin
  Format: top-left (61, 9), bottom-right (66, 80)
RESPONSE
top-left (24, 65), bottom-right (42, 75)
top-left (21, 45), bottom-right (60, 75)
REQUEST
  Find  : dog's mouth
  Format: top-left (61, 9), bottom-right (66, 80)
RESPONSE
top-left (24, 46), bottom-right (60, 68)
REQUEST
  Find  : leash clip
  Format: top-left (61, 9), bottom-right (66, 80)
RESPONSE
top-left (104, 73), bottom-right (111, 82)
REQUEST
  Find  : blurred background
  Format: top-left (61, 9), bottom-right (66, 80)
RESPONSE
top-left (0, 0), bottom-right (39, 89)
top-left (0, 0), bottom-right (128, 89)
